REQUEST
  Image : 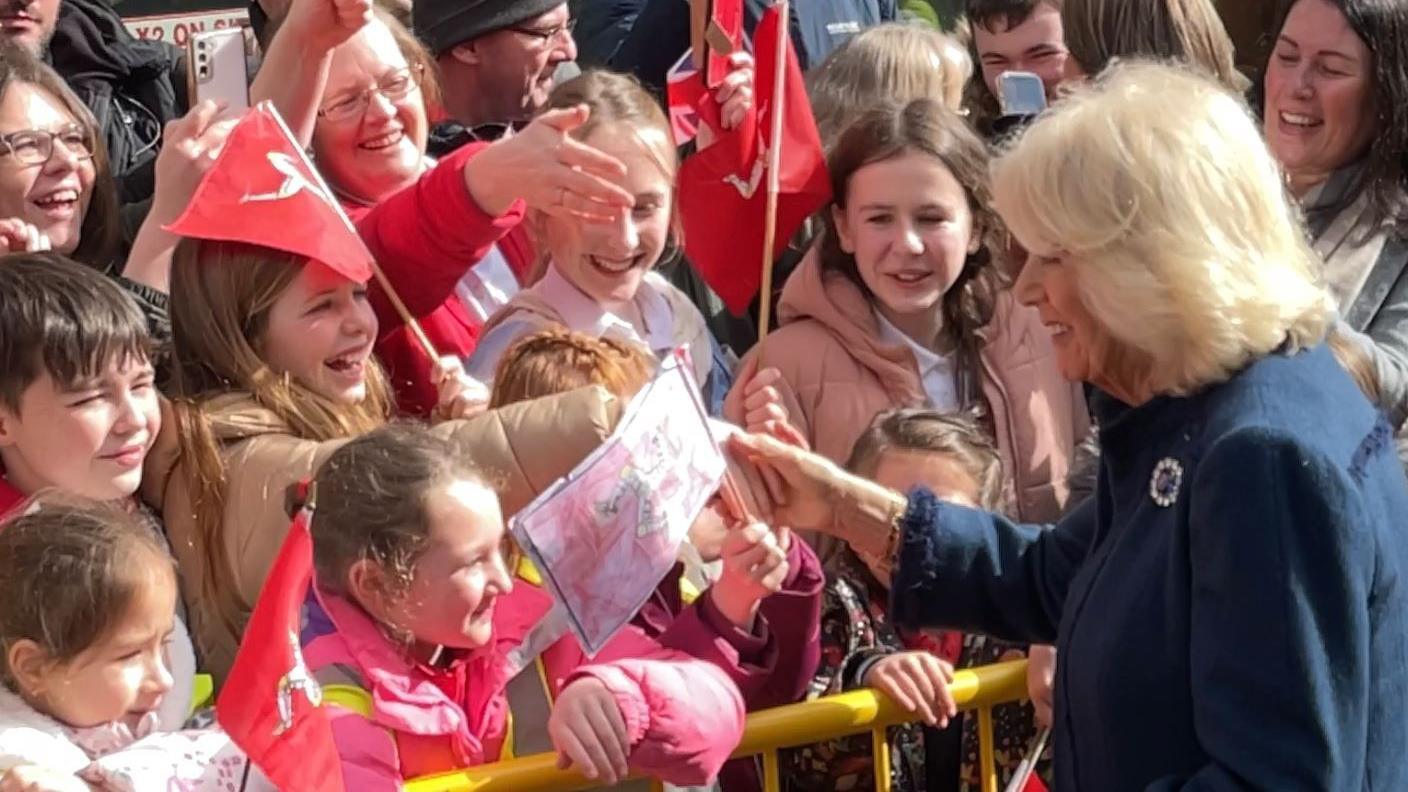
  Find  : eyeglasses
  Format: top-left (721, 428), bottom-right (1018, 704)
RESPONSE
top-left (0, 124), bottom-right (94, 166)
top-left (507, 18), bottom-right (577, 47)
top-left (317, 65), bottom-right (424, 123)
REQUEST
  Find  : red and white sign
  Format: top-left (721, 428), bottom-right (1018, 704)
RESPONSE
top-left (124, 8), bottom-right (248, 47)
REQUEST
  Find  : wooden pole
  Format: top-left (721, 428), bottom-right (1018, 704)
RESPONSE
top-left (755, 0), bottom-right (789, 342)
top-left (264, 103), bottom-right (440, 363)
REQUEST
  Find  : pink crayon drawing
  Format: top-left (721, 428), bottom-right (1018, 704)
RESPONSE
top-left (512, 350), bottom-right (727, 655)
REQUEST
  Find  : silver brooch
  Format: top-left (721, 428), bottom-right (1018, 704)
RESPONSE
top-left (1149, 457), bottom-right (1183, 507)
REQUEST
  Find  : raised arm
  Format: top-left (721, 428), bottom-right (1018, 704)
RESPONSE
top-left (248, 0), bottom-right (372, 147)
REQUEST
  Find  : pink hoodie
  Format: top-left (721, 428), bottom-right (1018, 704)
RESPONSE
top-left (301, 579), bottom-right (745, 790)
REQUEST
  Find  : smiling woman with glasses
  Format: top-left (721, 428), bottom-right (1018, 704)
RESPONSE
top-left (0, 47), bottom-right (118, 265)
top-left (248, 6), bottom-right (634, 416)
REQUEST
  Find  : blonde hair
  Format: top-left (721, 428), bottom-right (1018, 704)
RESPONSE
top-left (167, 238), bottom-right (393, 633)
top-left (1061, 0), bottom-right (1246, 93)
top-left (991, 62), bottom-right (1333, 395)
top-left (489, 328), bottom-right (657, 408)
top-left (808, 23), bottom-right (973, 149)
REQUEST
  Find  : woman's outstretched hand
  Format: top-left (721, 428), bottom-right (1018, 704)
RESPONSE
top-left (726, 431), bottom-right (848, 533)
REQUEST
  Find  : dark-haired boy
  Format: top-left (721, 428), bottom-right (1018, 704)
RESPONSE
top-left (0, 253), bottom-right (159, 517)
top-left (966, 0), bottom-right (1070, 133)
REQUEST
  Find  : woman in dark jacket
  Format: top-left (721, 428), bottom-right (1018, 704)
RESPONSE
top-left (729, 62), bottom-right (1408, 791)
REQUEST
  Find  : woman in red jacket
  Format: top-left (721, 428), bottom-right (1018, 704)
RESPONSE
top-left (253, 0), bottom-right (635, 415)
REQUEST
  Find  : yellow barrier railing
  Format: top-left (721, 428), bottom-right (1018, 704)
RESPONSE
top-left (406, 659), bottom-right (1030, 792)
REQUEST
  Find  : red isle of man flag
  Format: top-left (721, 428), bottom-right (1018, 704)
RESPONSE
top-left (164, 102), bottom-right (373, 283)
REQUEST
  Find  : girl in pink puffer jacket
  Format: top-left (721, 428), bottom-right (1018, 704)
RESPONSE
top-left (299, 424), bottom-right (745, 790)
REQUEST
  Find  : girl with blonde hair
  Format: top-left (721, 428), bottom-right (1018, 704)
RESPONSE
top-left (732, 62), bottom-right (1408, 791)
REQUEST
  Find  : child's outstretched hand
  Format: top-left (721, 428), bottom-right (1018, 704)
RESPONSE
top-left (0, 764), bottom-right (92, 792)
top-left (864, 651), bottom-right (958, 728)
top-left (431, 356), bottom-right (489, 422)
top-left (711, 522), bottom-right (789, 630)
top-left (549, 677), bottom-right (631, 785)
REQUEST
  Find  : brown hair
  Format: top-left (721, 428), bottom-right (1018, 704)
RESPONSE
top-left (0, 497), bottom-right (174, 691)
top-left (822, 98), bottom-right (1004, 408)
top-left (807, 24), bottom-right (973, 150)
top-left (1327, 327), bottom-right (1383, 406)
top-left (489, 328), bottom-right (657, 408)
top-left (962, 0), bottom-right (1064, 135)
top-left (376, 5), bottom-right (443, 115)
top-left (542, 70), bottom-right (676, 176)
top-left (166, 238), bottom-right (393, 632)
top-left (846, 407), bottom-right (1005, 511)
top-left (0, 253), bottom-right (151, 413)
top-left (1061, 0), bottom-right (1245, 92)
top-left (310, 424), bottom-right (488, 599)
top-left (0, 42), bottom-right (120, 267)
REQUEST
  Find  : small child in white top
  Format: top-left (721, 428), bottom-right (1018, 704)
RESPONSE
top-left (0, 499), bottom-right (248, 792)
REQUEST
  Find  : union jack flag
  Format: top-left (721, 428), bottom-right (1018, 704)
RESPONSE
top-left (666, 49), bottom-right (707, 147)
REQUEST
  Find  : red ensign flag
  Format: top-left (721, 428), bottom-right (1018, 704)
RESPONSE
top-left (164, 103), bottom-right (373, 283)
top-left (677, 5), bottom-right (830, 315)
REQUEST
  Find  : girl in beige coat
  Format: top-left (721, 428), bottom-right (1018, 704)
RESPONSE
top-left (732, 99), bottom-right (1086, 528)
top-left (147, 239), bottom-right (622, 682)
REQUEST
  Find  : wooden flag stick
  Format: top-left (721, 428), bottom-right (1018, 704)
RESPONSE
top-left (756, 0), bottom-right (790, 342)
top-left (263, 103), bottom-right (440, 364)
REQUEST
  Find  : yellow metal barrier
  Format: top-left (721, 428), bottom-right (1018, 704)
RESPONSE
top-left (406, 659), bottom-right (1030, 792)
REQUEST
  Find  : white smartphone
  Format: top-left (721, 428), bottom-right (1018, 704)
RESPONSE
top-left (187, 28), bottom-right (251, 115)
top-left (997, 70), bottom-right (1047, 117)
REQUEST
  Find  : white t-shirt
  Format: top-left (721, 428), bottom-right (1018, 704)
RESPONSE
top-left (875, 312), bottom-right (961, 412)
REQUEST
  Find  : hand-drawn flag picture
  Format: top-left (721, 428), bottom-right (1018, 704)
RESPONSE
top-left (510, 350), bottom-right (728, 655)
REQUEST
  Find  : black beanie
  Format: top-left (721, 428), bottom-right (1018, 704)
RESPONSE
top-left (413, 0), bottom-right (566, 57)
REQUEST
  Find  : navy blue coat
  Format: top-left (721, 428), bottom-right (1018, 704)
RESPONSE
top-left (891, 344), bottom-right (1408, 790)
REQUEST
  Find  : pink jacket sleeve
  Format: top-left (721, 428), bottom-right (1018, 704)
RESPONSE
top-left (357, 142), bottom-right (527, 322)
top-left (541, 626), bottom-right (745, 786)
top-left (326, 707), bottom-right (401, 792)
top-left (566, 658), bottom-right (745, 786)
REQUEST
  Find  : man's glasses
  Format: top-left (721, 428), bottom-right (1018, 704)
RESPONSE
top-left (317, 65), bottom-right (425, 123)
top-left (507, 18), bottom-right (577, 47)
top-left (0, 123), bottom-right (95, 166)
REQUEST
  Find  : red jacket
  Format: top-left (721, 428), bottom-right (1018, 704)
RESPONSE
top-left (349, 142), bottom-right (537, 417)
top-left (0, 474), bottom-right (25, 517)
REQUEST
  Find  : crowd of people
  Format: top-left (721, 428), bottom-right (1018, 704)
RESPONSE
top-left (0, 0), bottom-right (1405, 789)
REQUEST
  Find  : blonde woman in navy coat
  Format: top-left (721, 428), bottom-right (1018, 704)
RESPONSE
top-left (728, 62), bottom-right (1408, 791)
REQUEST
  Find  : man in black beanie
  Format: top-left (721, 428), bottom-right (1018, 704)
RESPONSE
top-left (414, 0), bottom-right (575, 156)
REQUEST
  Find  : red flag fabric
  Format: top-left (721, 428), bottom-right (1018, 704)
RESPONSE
top-left (164, 103), bottom-right (373, 283)
top-left (217, 499), bottom-right (345, 792)
top-left (677, 5), bottom-right (830, 316)
top-left (704, 0), bottom-right (743, 86)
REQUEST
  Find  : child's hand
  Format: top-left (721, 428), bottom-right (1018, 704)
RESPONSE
top-left (726, 357), bottom-right (788, 434)
top-left (152, 101), bottom-right (238, 224)
top-left (864, 651), bottom-right (958, 728)
top-left (1027, 644), bottom-right (1057, 729)
top-left (716, 51), bottom-right (755, 131)
top-left (431, 356), bottom-right (489, 422)
top-left (0, 218), bottom-right (50, 252)
top-left (711, 522), bottom-right (789, 630)
top-left (697, 52), bottom-right (755, 150)
top-left (0, 765), bottom-right (92, 792)
top-left (549, 677), bottom-right (631, 784)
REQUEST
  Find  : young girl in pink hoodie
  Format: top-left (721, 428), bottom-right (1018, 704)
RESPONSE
top-left (299, 423), bottom-right (746, 789)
